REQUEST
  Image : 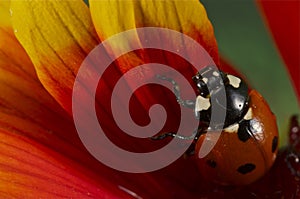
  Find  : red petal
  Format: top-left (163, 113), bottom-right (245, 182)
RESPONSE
top-left (0, 129), bottom-right (134, 198)
top-left (0, 4), bottom-right (160, 197)
top-left (256, 0), bottom-right (300, 104)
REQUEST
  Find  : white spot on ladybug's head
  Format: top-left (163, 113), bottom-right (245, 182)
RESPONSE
top-left (195, 95), bottom-right (211, 112)
top-left (224, 123), bottom-right (239, 133)
top-left (213, 71), bottom-right (220, 77)
top-left (203, 77), bottom-right (208, 84)
top-left (243, 108), bottom-right (253, 120)
top-left (227, 75), bottom-right (241, 88)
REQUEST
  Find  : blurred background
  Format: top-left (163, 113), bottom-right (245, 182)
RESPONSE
top-left (202, 0), bottom-right (300, 146)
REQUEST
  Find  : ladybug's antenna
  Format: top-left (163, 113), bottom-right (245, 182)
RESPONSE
top-left (156, 75), bottom-right (195, 109)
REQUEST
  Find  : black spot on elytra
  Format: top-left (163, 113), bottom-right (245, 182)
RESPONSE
top-left (237, 163), bottom-right (256, 174)
top-left (272, 136), bottom-right (278, 153)
top-left (206, 159), bottom-right (217, 168)
top-left (237, 120), bottom-right (251, 142)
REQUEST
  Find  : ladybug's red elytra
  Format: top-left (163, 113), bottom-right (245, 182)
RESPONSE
top-left (196, 90), bottom-right (278, 185)
top-left (152, 66), bottom-right (279, 185)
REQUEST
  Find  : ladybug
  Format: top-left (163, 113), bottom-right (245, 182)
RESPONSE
top-left (152, 66), bottom-right (279, 185)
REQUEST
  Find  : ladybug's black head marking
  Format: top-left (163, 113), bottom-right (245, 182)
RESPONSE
top-left (237, 119), bottom-right (263, 142)
top-left (192, 66), bottom-right (226, 97)
top-left (237, 120), bottom-right (251, 142)
top-left (193, 66), bottom-right (249, 129)
top-left (224, 80), bottom-right (249, 126)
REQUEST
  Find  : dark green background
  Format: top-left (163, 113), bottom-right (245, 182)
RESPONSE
top-left (202, 0), bottom-right (300, 146)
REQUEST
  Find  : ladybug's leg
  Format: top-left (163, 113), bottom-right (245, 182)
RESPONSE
top-left (157, 75), bottom-right (195, 109)
top-left (151, 128), bottom-right (201, 157)
top-left (151, 131), bottom-right (196, 140)
top-left (184, 142), bottom-right (197, 157)
top-left (151, 128), bottom-right (200, 141)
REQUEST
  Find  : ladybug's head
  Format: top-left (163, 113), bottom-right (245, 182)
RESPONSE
top-left (192, 66), bottom-right (249, 128)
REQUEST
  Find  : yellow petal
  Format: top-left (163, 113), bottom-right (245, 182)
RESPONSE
top-left (0, 1), bottom-right (92, 165)
top-left (90, 0), bottom-right (219, 63)
top-left (0, 5), bottom-right (135, 196)
top-left (0, 0), bottom-right (11, 28)
top-left (10, 0), bottom-right (99, 113)
top-left (0, 0), bottom-right (37, 84)
top-left (89, 0), bottom-right (219, 121)
top-left (0, 0), bottom-right (96, 166)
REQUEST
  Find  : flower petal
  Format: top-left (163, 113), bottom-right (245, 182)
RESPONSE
top-left (256, 0), bottom-right (300, 104)
top-left (90, 0), bottom-right (219, 64)
top-left (0, 10), bottom-right (89, 163)
top-left (87, 2), bottom-right (220, 150)
top-left (0, 0), bottom-right (11, 28)
top-left (0, 129), bottom-right (133, 198)
top-left (0, 3), bottom-right (134, 197)
top-left (10, 0), bottom-right (100, 113)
